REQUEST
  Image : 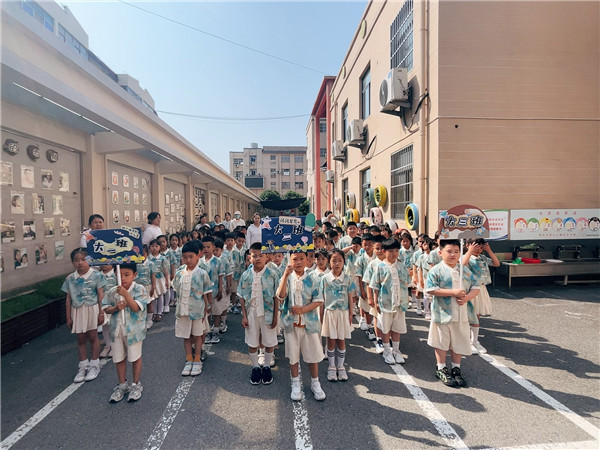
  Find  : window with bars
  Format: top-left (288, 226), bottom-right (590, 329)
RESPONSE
top-left (270, 155), bottom-right (276, 162)
top-left (281, 155), bottom-right (290, 162)
top-left (360, 168), bottom-right (371, 217)
top-left (390, 0), bottom-right (414, 71)
top-left (294, 154), bottom-right (303, 163)
top-left (319, 119), bottom-right (327, 133)
top-left (390, 145), bottom-right (413, 218)
top-left (282, 169), bottom-right (290, 176)
top-left (361, 67), bottom-right (371, 120)
top-left (295, 182), bottom-right (304, 190)
top-left (282, 182), bottom-right (290, 190)
top-left (270, 169), bottom-right (276, 179)
top-left (342, 104), bottom-right (348, 142)
top-left (295, 169), bottom-right (304, 176)
top-left (342, 178), bottom-right (348, 209)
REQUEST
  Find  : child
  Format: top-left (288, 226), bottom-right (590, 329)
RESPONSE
top-left (213, 239), bottom-right (233, 333)
top-left (418, 236), bottom-right (436, 320)
top-left (363, 235), bottom-right (387, 353)
top-left (355, 233), bottom-right (376, 336)
top-left (99, 265), bottom-right (117, 358)
top-left (411, 234), bottom-right (426, 313)
top-left (167, 233), bottom-right (182, 307)
top-left (277, 251), bottom-right (326, 401)
top-left (426, 240), bottom-right (480, 387)
top-left (61, 248), bottom-right (106, 382)
top-left (305, 250), bottom-right (317, 272)
top-left (313, 232), bottom-right (326, 250)
top-left (136, 245), bottom-right (156, 329)
top-left (370, 239), bottom-right (411, 364)
top-left (231, 231), bottom-right (247, 314)
top-left (239, 243), bottom-right (280, 385)
top-left (147, 239), bottom-right (170, 322)
top-left (320, 249), bottom-right (355, 381)
top-left (223, 232), bottom-right (237, 311)
top-left (102, 263), bottom-right (148, 402)
top-left (157, 235), bottom-right (173, 313)
top-left (314, 249), bottom-right (330, 278)
top-left (199, 236), bottom-right (225, 344)
top-left (338, 221), bottom-right (358, 250)
top-left (173, 241), bottom-right (211, 376)
top-left (462, 238), bottom-right (500, 354)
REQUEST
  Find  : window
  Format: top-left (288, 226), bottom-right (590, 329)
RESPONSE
top-left (390, 145), bottom-right (413, 218)
top-left (233, 158), bottom-right (243, 166)
top-left (22, 0), bottom-right (54, 32)
top-left (270, 169), bottom-right (276, 179)
top-left (295, 169), bottom-right (304, 176)
top-left (342, 178), bottom-right (348, 208)
top-left (282, 169), bottom-right (290, 176)
top-left (342, 104), bottom-right (348, 142)
top-left (249, 155), bottom-right (256, 165)
top-left (234, 171), bottom-right (242, 180)
top-left (361, 67), bottom-right (371, 120)
top-left (282, 182), bottom-right (290, 190)
top-left (320, 148), bottom-right (327, 159)
top-left (271, 182), bottom-right (277, 188)
top-left (360, 168), bottom-right (371, 217)
top-left (295, 182), bottom-right (304, 190)
top-left (319, 118), bottom-right (327, 133)
top-left (250, 169), bottom-right (257, 176)
top-left (281, 155), bottom-right (290, 163)
top-left (294, 154), bottom-right (303, 163)
top-left (270, 155), bottom-right (276, 162)
top-left (390, 0), bottom-right (414, 71)
top-left (58, 24), bottom-right (88, 58)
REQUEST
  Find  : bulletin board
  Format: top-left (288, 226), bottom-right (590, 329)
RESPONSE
top-left (163, 178), bottom-right (186, 234)
top-left (1, 131), bottom-right (82, 291)
top-left (106, 161), bottom-right (152, 230)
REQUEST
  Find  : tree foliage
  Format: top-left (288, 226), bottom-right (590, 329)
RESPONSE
top-left (259, 190), bottom-right (281, 201)
top-left (283, 190), bottom-right (303, 199)
top-left (298, 199), bottom-right (310, 215)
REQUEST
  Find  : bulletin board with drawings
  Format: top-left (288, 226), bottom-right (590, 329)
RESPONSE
top-left (106, 161), bottom-right (152, 232)
top-left (163, 178), bottom-right (186, 234)
top-left (1, 132), bottom-right (82, 292)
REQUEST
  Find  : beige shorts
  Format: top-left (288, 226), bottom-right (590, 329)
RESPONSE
top-left (175, 316), bottom-right (207, 338)
top-left (472, 285), bottom-right (492, 316)
top-left (284, 326), bottom-right (324, 365)
top-left (245, 308), bottom-right (278, 348)
top-left (112, 324), bottom-right (143, 363)
top-left (359, 296), bottom-right (371, 313)
top-left (231, 278), bottom-right (239, 292)
top-left (210, 291), bottom-right (229, 315)
top-left (377, 310), bottom-right (407, 334)
top-left (427, 320), bottom-right (471, 356)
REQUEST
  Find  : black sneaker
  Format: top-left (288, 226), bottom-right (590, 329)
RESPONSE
top-left (435, 366), bottom-right (457, 387)
top-left (250, 367), bottom-right (262, 385)
top-left (451, 367), bottom-right (467, 387)
top-left (261, 366), bottom-right (273, 385)
top-left (200, 349), bottom-right (207, 362)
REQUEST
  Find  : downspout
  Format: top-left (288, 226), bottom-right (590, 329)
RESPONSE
top-left (420, 0), bottom-right (430, 234)
top-left (314, 116), bottom-right (321, 217)
top-left (326, 82), bottom-right (332, 213)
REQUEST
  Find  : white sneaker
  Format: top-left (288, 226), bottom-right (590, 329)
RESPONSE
top-left (181, 361), bottom-right (193, 376)
top-left (291, 378), bottom-right (303, 401)
top-left (163, 305), bottom-right (170, 313)
top-left (127, 382), bottom-right (143, 402)
top-left (416, 309), bottom-right (424, 316)
top-left (337, 367), bottom-right (348, 381)
top-left (84, 363), bottom-right (100, 381)
top-left (109, 382), bottom-right (129, 403)
top-left (375, 339), bottom-right (384, 354)
top-left (327, 367), bottom-right (338, 382)
top-left (392, 350), bottom-right (405, 364)
top-left (424, 312), bottom-right (431, 320)
top-left (146, 321), bottom-right (153, 330)
top-left (257, 352), bottom-right (266, 367)
top-left (311, 380), bottom-right (326, 401)
top-left (219, 323), bottom-right (228, 333)
top-left (190, 362), bottom-right (202, 376)
top-left (74, 363), bottom-right (88, 383)
top-left (475, 342), bottom-right (487, 354)
top-left (367, 328), bottom-right (376, 341)
top-left (471, 343), bottom-right (479, 355)
top-left (269, 355), bottom-right (275, 367)
top-left (99, 346), bottom-right (111, 358)
top-left (383, 350), bottom-right (396, 365)
top-left (359, 317), bottom-right (368, 331)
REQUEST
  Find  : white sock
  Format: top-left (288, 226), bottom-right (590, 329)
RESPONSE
top-left (437, 363), bottom-right (446, 370)
top-left (311, 377), bottom-right (320, 385)
top-left (90, 358), bottom-right (100, 367)
top-left (78, 359), bottom-right (89, 368)
top-left (264, 352), bottom-right (273, 366)
top-left (327, 349), bottom-right (336, 368)
top-left (383, 342), bottom-right (391, 351)
top-left (451, 362), bottom-right (460, 369)
top-left (392, 341), bottom-right (400, 352)
top-left (471, 326), bottom-right (479, 344)
top-left (249, 352), bottom-right (259, 368)
top-left (336, 348), bottom-right (346, 368)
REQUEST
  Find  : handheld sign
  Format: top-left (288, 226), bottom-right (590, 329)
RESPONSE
top-left (260, 214), bottom-right (315, 253)
top-left (83, 226), bottom-right (144, 266)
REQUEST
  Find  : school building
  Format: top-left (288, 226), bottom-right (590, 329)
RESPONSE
top-left (307, 0), bottom-right (599, 236)
top-left (0, 1), bottom-right (259, 292)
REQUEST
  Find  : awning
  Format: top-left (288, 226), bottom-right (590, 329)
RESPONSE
top-left (260, 197), bottom-right (306, 210)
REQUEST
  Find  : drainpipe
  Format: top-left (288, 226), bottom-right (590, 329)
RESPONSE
top-left (420, 0), bottom-right (430, 234)
top-left (326, 82), bottom-right (332, 213)
top-left (314, 116), bottom-right (321, 217)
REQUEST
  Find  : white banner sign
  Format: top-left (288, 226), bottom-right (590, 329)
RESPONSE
top-left (509, 209), bottom-right (600, 240)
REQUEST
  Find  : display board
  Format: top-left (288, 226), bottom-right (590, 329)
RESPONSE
top-left (106, 161), bottom-right (152, 229)
top-left (163, 178), bottom-right (186, 234)
top-left (509, 209), bottom-right (600, 240)
top-left (260, 215), bottom-right (315, 253)
top-left (1, 132), bottom-right (82, 291)
top-left (84, 227), bottom-right (144, 265)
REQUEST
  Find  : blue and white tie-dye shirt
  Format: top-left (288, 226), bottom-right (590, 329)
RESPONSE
top-left (238, 264), bottom-right (280, 324)
top-left (320, 272), bottom-right (357, 311)
top-left (102, 282), bottom-right (148, 345)
top-left (198, 255), bottom-right (225, 295)
top-left (173, 265), bottom-right (211, 320)
top-left (466, 255), bottom-right (493, 286)
top-left (370, 261), bottom-right (411, 312)
top-left (281, 270), bottom-right (323, 334)
top-left (61, 269), bottom-right (106, 309)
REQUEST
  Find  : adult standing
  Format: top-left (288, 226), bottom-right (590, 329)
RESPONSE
top-left (142, 212), bottom-right (163, 245)
top-left (246, 213), bottom-right (262, 247)
top-left (194, 214), bottom-right (208, 231)
top-left (222, 212), bottom-right (233, 231)
top-left (80, 214), bottom-right (105, 248)
top-left (230, 210), bottom-right (246, 230)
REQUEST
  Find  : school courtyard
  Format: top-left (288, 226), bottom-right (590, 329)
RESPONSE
top-left (2, 280), bottom-right (599, 449)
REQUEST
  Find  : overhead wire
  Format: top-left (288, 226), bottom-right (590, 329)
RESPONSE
top-left (117, 0), bottom-right (326, 75)
top-left (157, 110), bottom-right (310, 122)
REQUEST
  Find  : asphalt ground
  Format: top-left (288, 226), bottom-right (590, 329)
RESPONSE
top-left (2, 280), bottom-right (599, 449)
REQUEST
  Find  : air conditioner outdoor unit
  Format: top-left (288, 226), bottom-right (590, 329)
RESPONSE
top-left (346, 119), bottom-right (364, 144)
top-left (325, 170), bottom-right (335, 183)
top-left (380, 67), bottom-right (410, 111)
top-left (331, 140), bottom-right (345, 161)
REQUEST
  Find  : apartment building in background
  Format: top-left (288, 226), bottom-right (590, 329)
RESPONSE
top-left (230, 143), bottom-right (308, 198)
top-left (311, 0), bottom-right (598, 239)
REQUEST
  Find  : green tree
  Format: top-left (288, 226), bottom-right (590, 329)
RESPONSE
top-left (259, 190), bottom-right (281, 201)
top-left (283, 190), bottom-right (303, 199)
top-left (298, 199), bottom-right (310, 215)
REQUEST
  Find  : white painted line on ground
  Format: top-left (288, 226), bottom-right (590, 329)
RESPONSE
top-left (483, 439), bottom-right (599, 449)
top-left (144, 377), bottom-right (195, 450)
top-left (291, 368), bottom-right (313, 450)
top-left (479, 353), bottom-right (600, 441)
top-left (565, 311), bottom-right (594, 318)
top-left (389, 362), bottom-right (469, 450)
top-left (1, 359), bottom-right (110, 450)
top-left (535, 290), bottom-right (563, 300)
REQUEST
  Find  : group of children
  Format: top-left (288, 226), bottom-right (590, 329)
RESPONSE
top-left (62, 218), bottom-right (500, 403)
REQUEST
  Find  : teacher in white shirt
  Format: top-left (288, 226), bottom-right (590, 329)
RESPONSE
top-left (246, 213), bottom-right (262, 246)
top-left (142, 212), bottom-right (163, 245)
